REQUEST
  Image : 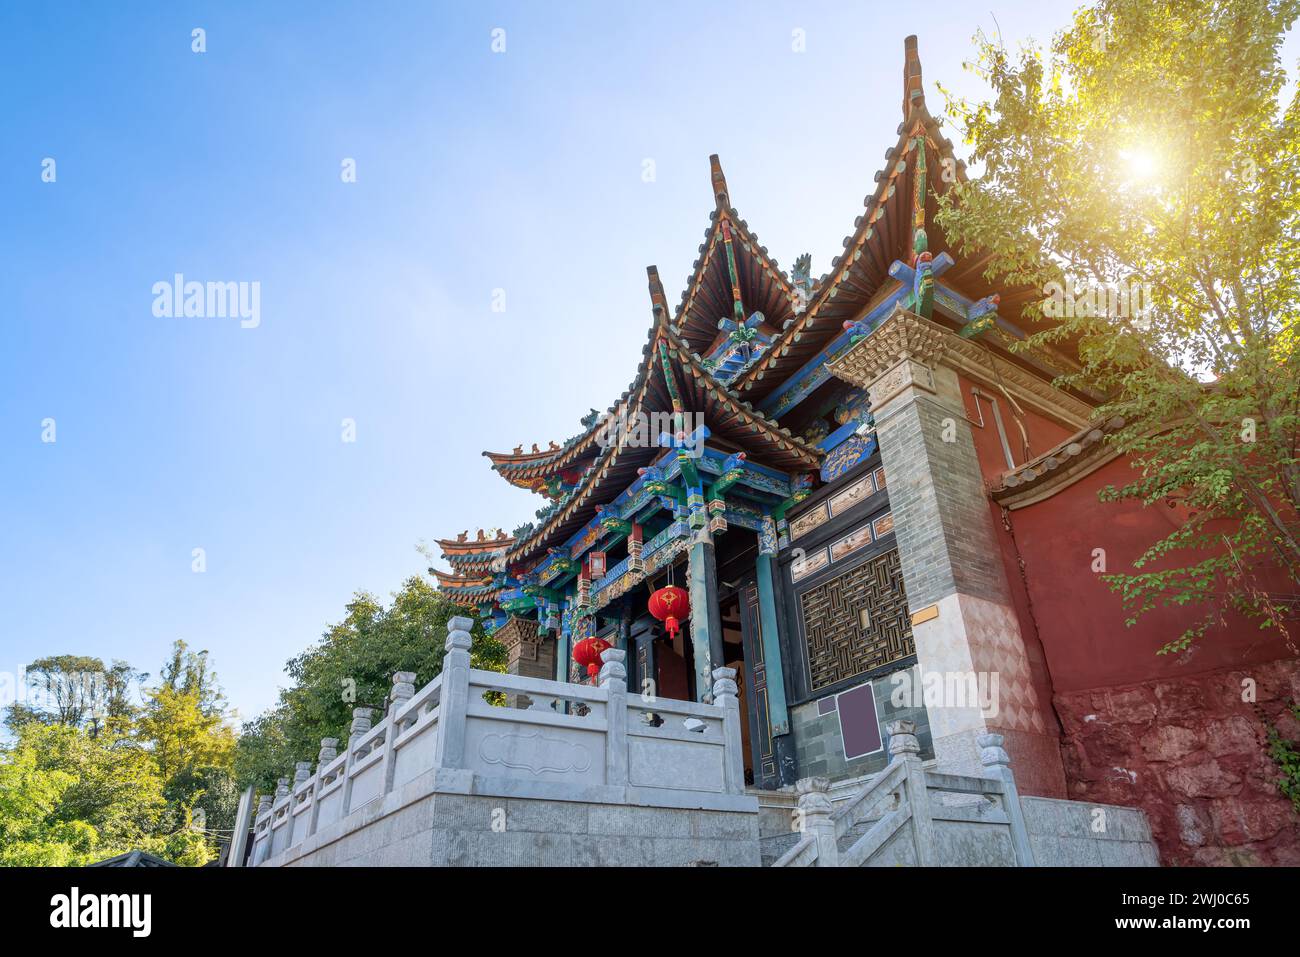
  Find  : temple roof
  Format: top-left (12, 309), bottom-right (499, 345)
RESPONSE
top-left (502, 285), bottom-right (823, 566)
top-left (669, 155), bottom-right (797, 354)
top-left (482, 429), bottom-right (603, 496)
top-left (731, 35), bottom-right (1078, 406)
top-left (480, 153), bottom-right (798, 497)
top-left (434, 528), bottom-right (514, 554)
top-left (431, 565), bottom-right (503, 611)
top-left (435, 33), bottom-right (1100, 602)
top-left (990, 415), bottom-right (1127, 508)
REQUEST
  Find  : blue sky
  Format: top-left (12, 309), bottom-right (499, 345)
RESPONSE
top-left (2, 1), bottom-right (1290, 726)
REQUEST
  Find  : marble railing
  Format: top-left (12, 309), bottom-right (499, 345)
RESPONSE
top-left (250, 616), bottom-right (745, 866)
top-left (772, 722), bottom-right (1036, 868)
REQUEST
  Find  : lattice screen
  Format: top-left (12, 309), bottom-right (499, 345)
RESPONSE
top-left (799, 548), bottom-right (914, 692)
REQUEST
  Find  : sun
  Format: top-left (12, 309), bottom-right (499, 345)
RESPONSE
top-left (1120, 146), bottom-right (1162, 185)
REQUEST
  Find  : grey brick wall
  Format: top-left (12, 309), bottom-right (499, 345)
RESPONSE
top-left (789, 665), bottom-right (933, 782)
top-left (874, 392), bottom-right (1010, 610)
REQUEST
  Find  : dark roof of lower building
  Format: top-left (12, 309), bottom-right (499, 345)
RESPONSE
top-left (88, 850), bottom-right (179, 867)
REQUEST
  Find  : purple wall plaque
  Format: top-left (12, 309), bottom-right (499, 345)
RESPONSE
top-left (837, 682), bottom-right (883, 760)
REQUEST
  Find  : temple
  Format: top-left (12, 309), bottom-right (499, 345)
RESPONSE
top-left (430, 36), bottom-right (1300, 866)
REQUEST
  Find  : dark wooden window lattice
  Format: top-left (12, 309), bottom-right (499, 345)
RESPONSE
top-left (800, 548), bottom-right (914, 692)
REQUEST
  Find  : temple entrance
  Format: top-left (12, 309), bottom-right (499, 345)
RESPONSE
top-left (604, 530), bottom-right (783, 790)
top-left (717, 590), bottom-right (753, 786)
top-left (715, 528), bottom-right (782, 789)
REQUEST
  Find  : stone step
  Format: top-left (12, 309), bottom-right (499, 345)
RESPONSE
top-left (838, 819), bottom-right (877, 854)
top-left (759, 831), bottom-right (801, 867)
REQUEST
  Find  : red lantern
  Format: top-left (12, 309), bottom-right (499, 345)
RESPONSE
top-left (648, 585), bottom-right (690, 638)
top-left (573, 635), bottom-right (612, 680)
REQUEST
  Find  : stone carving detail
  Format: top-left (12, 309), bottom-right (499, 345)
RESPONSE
top-left (799, 548), bottom-right (915, 692)
top-left (477, 731), bottom-right (593, 776)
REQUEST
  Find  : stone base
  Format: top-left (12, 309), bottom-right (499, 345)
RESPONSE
top-left (1021, 796), bottom-right (1160, 866)
top-left (264, 769), bottom-right (760, 868)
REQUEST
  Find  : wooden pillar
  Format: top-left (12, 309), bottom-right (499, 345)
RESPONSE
top-left (688, 528), bottom-right (724, 702)
top-left (756, 515), bottom-right (797, 786)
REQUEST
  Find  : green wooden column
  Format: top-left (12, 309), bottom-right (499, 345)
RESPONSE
top-left (755, 572), bottom-right (790, 731)
top-left (555, 599), bottom-right (572, 684)
top-left (757, 516), bottom-right (797, 784)
top-left (687, 528), bottom-right (724, 702)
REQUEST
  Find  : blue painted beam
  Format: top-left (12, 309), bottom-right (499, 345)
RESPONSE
top-left (757, 254), bottom-right (956, 421)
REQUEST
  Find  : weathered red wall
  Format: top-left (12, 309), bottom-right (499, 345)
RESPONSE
top-left (987, 424), bottom-right (1298, 863)
top-left (952, 372), bottom-right (1298, 862)
top-left (1001, 454), bottom-right (1294, 691)
top-left (1056, 661), bottom-right (1300, 865)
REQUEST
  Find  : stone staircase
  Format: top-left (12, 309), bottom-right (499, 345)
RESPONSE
top-left (761, 720), bottom-right (1159, 867)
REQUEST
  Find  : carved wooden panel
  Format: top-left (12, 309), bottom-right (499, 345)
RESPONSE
top-left (799, 548), bottom-right (914, 692)
top-left (829, 475), bottom-right (874, 516)
top-left (789, 502), bottom-right (829, 541)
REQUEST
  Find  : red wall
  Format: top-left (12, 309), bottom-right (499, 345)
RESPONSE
top-left (1001, 454), bottom-right (1295, 692)
top-left (955, 372), bottom-right (1299, 864)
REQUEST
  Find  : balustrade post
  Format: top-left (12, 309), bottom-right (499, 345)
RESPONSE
top-left (795, 776), bottom-right (838, 866)
top-left (340, 706), bottom-right (374, 816)
top-left (887, 719), bottom-right (937, 866)
top-left (383, 671), bottom-right (417, 794)
top-left (435, 616), bottom-right (474, 771)
top-left (291, 762), bottom-right (311, 845)
top-left (598, 648), bottom-right (628, 787)
top-left (253, 794), bottom-right (273, 866)
top-left (980, 732), bottom-right (1036, 867)
top-left (711, 667), bottom-right (745, 794)
top-left (308, 738), bottom-right (338, 837)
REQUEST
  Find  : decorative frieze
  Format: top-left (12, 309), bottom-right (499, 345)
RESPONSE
top-left (827, 305), bottom-right (1092, 427)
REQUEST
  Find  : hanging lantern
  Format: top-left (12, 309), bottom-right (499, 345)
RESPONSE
top-left (572, 635), bottom-right (612, 680)
top-left (648, 585), bottom-right (690, 638)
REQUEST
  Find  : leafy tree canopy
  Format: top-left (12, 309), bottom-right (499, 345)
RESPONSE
top-left (937, 0), bottom-right (1300, 651)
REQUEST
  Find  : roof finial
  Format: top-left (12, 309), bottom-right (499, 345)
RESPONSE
top-left (903, 35), bottom-right (925, 120)
top-left (709, 154), bottom-right (729, 210)
top-left (646, 265), bottom-right (671, 324)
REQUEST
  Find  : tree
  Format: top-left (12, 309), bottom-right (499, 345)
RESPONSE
top-left (0, 722), bottom-right (208, 867)
top-left (158, 640), bottom-right (226, 718)
top-left (936, 0), bottom-right (1300, 652)
top-left (137, 684), bottom-right (236, 806)
top-left (235, 576), bottom-right (504, 792)
top-left (0, 641), bottom-right (237, 866)
top-left (5, 655), bottom-right (147, 735)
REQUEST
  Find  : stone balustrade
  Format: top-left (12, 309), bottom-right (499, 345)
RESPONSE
top-left (773, 722), bottom-right (1039, 867)
top-left (250, 616), bottom-right (748, 866)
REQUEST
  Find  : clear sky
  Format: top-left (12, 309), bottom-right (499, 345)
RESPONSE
top-left (3, 1), bottom-right (1290, 726)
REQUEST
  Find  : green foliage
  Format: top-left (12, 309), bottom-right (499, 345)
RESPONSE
top-left (235, 576), bottom-right (504, 793)
top-left (0, 722), bottom-right (211, 867)
top-left (0, 640), bottom-right (239, 866)
top-left (5, 655), bottom-right (147, 736)
top-left (936, 0), bottom-right (1300, 652)
top-left (158, 639), bottom-right (226, 717)
top-left (1266, 701), bottom-right (1300, 812)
